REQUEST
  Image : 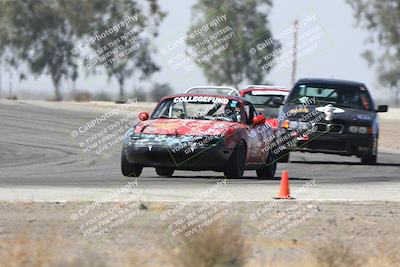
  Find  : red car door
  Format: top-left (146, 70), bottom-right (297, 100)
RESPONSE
top-left (244, 102), bottom-right (272, 164)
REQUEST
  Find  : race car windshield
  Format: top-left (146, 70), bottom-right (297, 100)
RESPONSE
top-left (151, 96), bottom-right (242, 122)
top-left (287, 84), bottom-right (374, 111)
top-left (243, 93), bottom-right (285, 107)
top-left (242, 92), bottom-right (285, 117)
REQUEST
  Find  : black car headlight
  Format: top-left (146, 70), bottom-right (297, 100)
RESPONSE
top-left (348, 126), bottom-right (371, 134)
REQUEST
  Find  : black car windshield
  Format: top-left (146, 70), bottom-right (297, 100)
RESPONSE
top-left (151, 96), bottom-right (242, 122)
top-left (286, 84), bottom-right (374, 111)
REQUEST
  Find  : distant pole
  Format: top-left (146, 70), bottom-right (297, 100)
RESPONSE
top-left (291, 19), bottom-right (298, 86)
top-left (0, 61), bottom-right (2, 97)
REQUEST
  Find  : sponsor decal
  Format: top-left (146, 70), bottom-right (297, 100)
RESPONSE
top-left (251, 90), bottom-right (288, 96)
top-left (230, 100), bottom-right (238, 107)
top-left (356, 114), bottom-right (372, 120)
top-left (316, 104), bottom-right (344, 121)
top-left (289, 108), bottom-right (309, 114)
top-left (173, 96), bottom-right (229, 104)
top-left (315, 105), bottom-right (344, 114)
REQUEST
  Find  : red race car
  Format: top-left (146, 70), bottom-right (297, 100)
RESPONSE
top-left (241, 85), bottom-right (289, 127)
top-left (121, 86), bottom-right (277, 179)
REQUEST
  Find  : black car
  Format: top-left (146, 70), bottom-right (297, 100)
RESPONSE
top-left (275, 78), bottom-right (388, 164)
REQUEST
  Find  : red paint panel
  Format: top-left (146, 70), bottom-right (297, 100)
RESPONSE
top-left (135, 119), bottom-right (244, 136)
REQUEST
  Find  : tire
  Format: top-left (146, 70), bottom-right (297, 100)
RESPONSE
top-left (156, 168), bottom-right (174, 177)
top-left (361, 154), bottom-right (377, 165)
top-left (361, 138), bottom-right (378, 165)
top-left (256, 152), bottom-right (277, 180)
top-left (223, 141), bottom-right (246, 179)
top-left (277, 151), bottom-right (290, 163)
top-left (121, 149), bottom-right (143, 177)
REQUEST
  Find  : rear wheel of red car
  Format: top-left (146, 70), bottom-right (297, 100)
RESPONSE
top-left (277, 151), bottom-right (290, 163)
top-left (224, 141), bottom-right (246, 179)
top-left (121, 149), bottom-right (143, 177)
top-left (156, 168), bottom-right (174, 177)
top-left (256, 152), bottom-right (277, 179)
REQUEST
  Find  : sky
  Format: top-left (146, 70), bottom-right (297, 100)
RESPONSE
top-left (0, 0), bottom-right (386, 99)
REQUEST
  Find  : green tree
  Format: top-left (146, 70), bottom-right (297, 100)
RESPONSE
top-left (79, 0), bottom-right (165, 101)
top-left (0, 3), bottom-right (23, 97)
top-left (0, 1), bottom-right (79, 101)
top-left (0, 0), bottom-right (165, 101)
top-left (186, 0), bottom-right (279, 88)
top-left (149, 83), bottom-right (173, 101)
top-left (348, 0), bottom-right (400, 104)
top-left (131, 89), bottom-right (147, 102)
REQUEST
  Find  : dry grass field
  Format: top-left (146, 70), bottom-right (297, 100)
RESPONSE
top-left (0, 201), bottom-right (399, 267)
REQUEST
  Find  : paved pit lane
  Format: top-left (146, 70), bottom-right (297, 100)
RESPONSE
top-left (1, 99), bottom-right (399, 201)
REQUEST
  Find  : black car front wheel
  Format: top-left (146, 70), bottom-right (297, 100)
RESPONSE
top-left (361, 138), bottom-right (378, 165)
top-left (156, 168), bottom-right (174, 177)
top-left (121, 149), bottom-right (143, 177)
top-left (224, 141), bottom-right (246, 179)
top-left (361, 154), bottom-right (377, 165)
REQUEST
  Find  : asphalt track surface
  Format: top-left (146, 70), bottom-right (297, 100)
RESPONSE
top-left (1, 99), bottom-right (399, 201)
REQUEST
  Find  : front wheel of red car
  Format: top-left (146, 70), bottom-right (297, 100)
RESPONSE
top-left (121, 149), bottom-right (143, 177)
top-left (156, 168), bottom-right (174, 177)
top-left (256, 152), bottom-right (277, 180)
top-left (223, 141), bottom-right (246, 179)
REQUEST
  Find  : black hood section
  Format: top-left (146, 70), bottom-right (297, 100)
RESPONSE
top-left (281, 104), bottom-right (376, 126)
top-left (254, 106), bottom-right (280, 118)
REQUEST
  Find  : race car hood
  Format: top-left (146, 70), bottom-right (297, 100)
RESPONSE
top-left (134, 119), bottom-right (238, 136)
top-left (282, 104), bottom-right (375, 125)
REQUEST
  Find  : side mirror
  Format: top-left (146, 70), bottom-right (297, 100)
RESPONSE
top-left (272, 97), bottom-right (284, 106)
top-left (138, 112), bottom-right (149, 121)
top-left (253, 114), bottom-right (266, 125)
top-left (376, 105), bottom-right (388, 113)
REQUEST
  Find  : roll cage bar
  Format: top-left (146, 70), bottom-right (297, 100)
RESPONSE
top-left (185, 86), bottom-right (241, 97)
top-left (244, 85), bottom-right (286, 90)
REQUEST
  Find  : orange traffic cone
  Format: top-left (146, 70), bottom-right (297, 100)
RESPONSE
top-left (274, 170), bottom-right (294, 199)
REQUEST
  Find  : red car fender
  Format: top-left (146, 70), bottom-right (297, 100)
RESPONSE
top-left (221, 123), bottom-right (246, 149)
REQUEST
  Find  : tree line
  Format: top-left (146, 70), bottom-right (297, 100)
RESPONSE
top-left (0, 0), bottom-right (165, 101)
top-left (0, 0), bottom-right (398, 103)
top-left (348, 0), bottom-right (400, 104)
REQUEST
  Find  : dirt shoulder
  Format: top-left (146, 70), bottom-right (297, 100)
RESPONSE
top-left (380, 118), bottom-right (400, 152)
top-left (0, 201), bottom-right (398, 266)
top-left (379, 107), bottom-right (400, 153)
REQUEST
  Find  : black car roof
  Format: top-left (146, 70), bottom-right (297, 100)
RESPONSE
top-left (296, 78), bottom-right (366, 87)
